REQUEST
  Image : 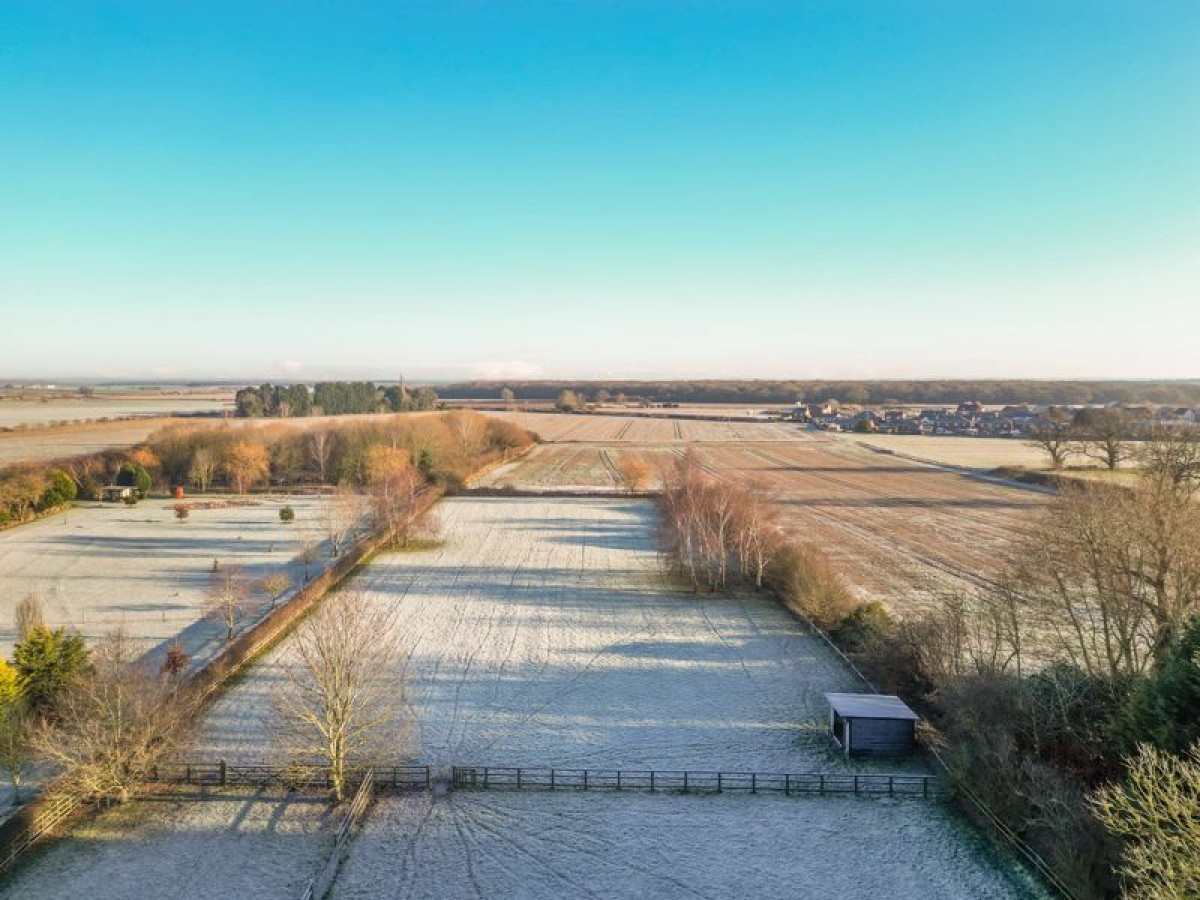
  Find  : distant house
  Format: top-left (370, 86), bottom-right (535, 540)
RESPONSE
top-left (100, 485), bottom-right (137, 502)
top-left (825, 693), bottom-right (919, 758)
top-left (957, 400), bottom-right (985, 416)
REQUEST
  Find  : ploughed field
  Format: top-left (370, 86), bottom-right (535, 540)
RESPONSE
top-left (478, 415), bottom-right (1047, 611)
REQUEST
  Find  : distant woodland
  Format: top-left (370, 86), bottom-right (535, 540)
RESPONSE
top-left (436, 380), bottom-right (1200, 407)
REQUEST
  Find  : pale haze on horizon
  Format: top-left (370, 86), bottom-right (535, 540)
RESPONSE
top-left (1, 2), bottom-right (1197, 383)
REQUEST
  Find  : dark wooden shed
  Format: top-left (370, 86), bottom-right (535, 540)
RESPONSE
top-left (825, 692), bottom-right (919, 758)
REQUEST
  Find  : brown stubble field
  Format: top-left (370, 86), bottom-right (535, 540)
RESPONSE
top-left (477, 413), bottom-right (1047, 612)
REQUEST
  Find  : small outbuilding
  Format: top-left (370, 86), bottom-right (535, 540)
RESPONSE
top-left (825, 692), bottom-right (919, 758)
top-left (100, 485), bottom-right (137, 502)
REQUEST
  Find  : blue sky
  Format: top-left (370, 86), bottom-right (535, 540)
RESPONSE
top-left (1, 2), bottom-right (1197, 381)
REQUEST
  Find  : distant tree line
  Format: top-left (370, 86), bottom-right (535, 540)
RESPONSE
top-left (0, 411), bottom-right (533, 528)
top-left (436, 379), bottom-right (1200, 408)
top-left (234, 382), bottom-right (439, 418)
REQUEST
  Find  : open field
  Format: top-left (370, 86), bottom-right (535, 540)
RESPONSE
top-left (0, 395), bottom-right (231, 430)
top-left (332, 791), bottom-right (1037, 900)
top-left (194, 497), bottom-right (885, 772)
top-left (0, 417), bottom-right (195, 467)
top-left (477, 415), bottom-right (1048, 611)
top-left (0, 495), bottom-right (334, 662)
top-left (490, 411), bottom-right (805, 443)
top-left (845, 433), bottom-right (1052, 470)
top-left (5, 497), bottom-right (1038, 899)
top-left (0, 790), bottom-right (335, 900)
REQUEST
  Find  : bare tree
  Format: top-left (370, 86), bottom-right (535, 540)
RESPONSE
top-left (298, 528), bottom-right (321, 580)
top-left (35, 629), bottom-right (190, 802)
top-left (261, 573), bottom-right (291, 610)
top-left (1075, 408), bottom-right (1129, 471)
top-left (188, 446), bottom-right (217, 493)
top-left (14, 593), bottom-right (45, 642)
top-left (1138, 425), bottom-right (1200, 494)
top-left (204, 567), bottom-right (251, 642)
top-left (272, 592), bottom-right (407, 800)
top-left (1004, 478), bottom-right (1200, 675)
top-left (308, 429), bottom-right (333, 485)
top-left (365, 446), bottom-right (428, 541)
top-left (1026, 408), bottom-right (1076, 469)
top-left (447, 410), bottom-right (487, 460)
top-left (322, 486), bottom-right (366, 557)
top-left (731, 482), bottom-right (781, 590)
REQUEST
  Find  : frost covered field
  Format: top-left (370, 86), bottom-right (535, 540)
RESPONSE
top-left (0, 791), bottom-right (335, 900)
top-left (332, 792), bottom-right (1038, 900)
top-left (0, 495), bottom-right (332, 662)
top-left (185, 497), bottom-right (1039, 899)
top-left (6, 497), bottom-right (1040, 899)
top-left (195, 496), bottom-right (884, 772)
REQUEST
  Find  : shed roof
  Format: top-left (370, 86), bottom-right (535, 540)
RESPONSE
top-left (825, 693), bottom-right (919, 721)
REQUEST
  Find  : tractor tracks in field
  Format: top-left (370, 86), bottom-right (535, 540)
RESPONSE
top-left (733, 447), bottom-right (1005, 593)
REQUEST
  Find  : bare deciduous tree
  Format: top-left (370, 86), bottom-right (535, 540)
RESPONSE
top-left (1026, 408), bottom-right (1076, 469)
top-left (1004, 478), bottom-right (1200, 675)
top-left (322, 486), bottom-right (366, 557)
top-left (272, 592), bottom-right (408, 800)
top-left (261, 573), bottom-right (291, 610)
top-left (1075, 408), bottom-right (1130, 471)
top-left (1138, 425), bottom-right (1200, 494)
top-left (308, 429), bottom-right (333, 485)
top-left (364, 446), bottom-right (429, 542)
top-left (204, 567), bottom-right (251, 642)
top-left (188, 446), bottom-right (217, 493)
top-left (35, 629), bottom-right (190, 802)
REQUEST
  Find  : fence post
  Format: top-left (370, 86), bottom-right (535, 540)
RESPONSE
top-left (484, 768), bottom-right (489, 790)
top-left (889, 776), bottom-right (894, 797)
top-left (516, 769), bottom-right (522, 791)
top-left (426, 767), bottom-right (431, 791)
top-left (650, 771), bottom-right (656, 792)
top-left (854, 775), bottom-right (859, 795)
top-left (186, 764), bottom-right (191, 785)
top-left (717, 773), bottom-right (722, 793)
top-left (616, 771), bottom-right (622, 791)
top-left (219, 759), bottom-right (227, 787)
top-left (819, 774), bottom-right (825, 795)
top-left (683, 771), bottom-right (688, 794)
top-left (550, 769), bottom-right (555, 791)
top-left (751, 773), bottom-right (757, 795)
top-left (583, 770), bottom-right (588, 791)
top-left (784, 774), bottom-right (790, 797)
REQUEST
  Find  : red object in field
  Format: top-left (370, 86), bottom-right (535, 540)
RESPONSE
top-left (174, 486), bottom-right (185, 499)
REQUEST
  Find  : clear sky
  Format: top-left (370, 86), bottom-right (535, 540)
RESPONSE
top-left (2, 2), bottom-right (1197, 381)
